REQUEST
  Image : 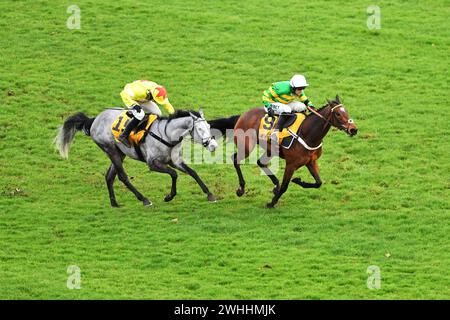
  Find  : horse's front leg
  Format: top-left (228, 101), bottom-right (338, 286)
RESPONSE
top-left (171, 148), bottom-right (216, 202)
top-left (266, 164), bottom-right (296, 208)
top-left (148, 160), bottom-right (178, 202)
top-left (169, 146), bottom-right (216, 202)
top-left (292, 160), bottom-right (322, 188)
top-left (174, 161), bottom-right (216, 202)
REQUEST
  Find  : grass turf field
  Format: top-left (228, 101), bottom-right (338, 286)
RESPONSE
top-left (0, 0), bottom-right (449, 299)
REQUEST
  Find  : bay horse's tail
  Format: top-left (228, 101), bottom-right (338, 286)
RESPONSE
top-left (208, 115), bottom-right (240, 136)
top-left (54, 112), bottom-right (96, 159)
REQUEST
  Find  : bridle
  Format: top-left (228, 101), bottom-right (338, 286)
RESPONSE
top-left (307, 104), bottom-right (353, 132)
top-left (289, 103), bottom-right (354, 151)
top-left (148, 115), bottom-right (214, 148)
top-left (307, 104), bottom-right (340, 127)
top-left (191, 117), bottom-right (214, 147)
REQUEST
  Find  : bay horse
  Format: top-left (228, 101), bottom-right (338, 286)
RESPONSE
top-left (54, 109), bottom-right (218, 207)
top-left (212, 95), bottom-right (358, 208)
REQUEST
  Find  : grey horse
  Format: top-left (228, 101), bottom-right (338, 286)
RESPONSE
top-left (54, 108), bottom-right (218, 207)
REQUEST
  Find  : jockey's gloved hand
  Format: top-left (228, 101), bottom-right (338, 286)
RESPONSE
top-left (131, 105), bottom-right (142, 112)
top-left (267, 107), bottom-right (275, 117)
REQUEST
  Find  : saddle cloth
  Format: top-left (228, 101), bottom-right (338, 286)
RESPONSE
top-left (111, 110), bottom-right (158, 146)
top-left (258, 113), bottom-right (306, 147)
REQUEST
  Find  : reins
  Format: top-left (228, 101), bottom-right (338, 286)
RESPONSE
top-left (289, 103), bottom-right (343, 151)
top-left (149, 116), bottom-right (212, 148)
top-left (307, 104), bottom-right (342, 130)
top-left (147, 119), bottom-right (183, 148)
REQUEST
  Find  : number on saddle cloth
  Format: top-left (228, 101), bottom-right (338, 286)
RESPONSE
top-left (258, 113), bottom-right (306, 148)
top-left (262, 114), bottom-right (276, 131)
top-left (111, 111), bottom-right (132, 137)
top-left (111, 111), bottom-right (157, 145)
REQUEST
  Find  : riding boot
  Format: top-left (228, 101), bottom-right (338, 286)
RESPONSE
top-left (118, 117), bottom-right (140, 148)
top-left (276, 113), bottom-right (289, 132)
top-left (269, 114), bottom-right (285, 144)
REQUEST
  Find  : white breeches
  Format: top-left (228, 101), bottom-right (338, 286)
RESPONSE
top-left (140, 101), bottom-right (162, 116)
top-left (131, 101), bottom-right (161, 120)
top-left (270, 101), bottom-right (307, 114)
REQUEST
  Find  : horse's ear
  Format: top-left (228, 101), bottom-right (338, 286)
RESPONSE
top-left (335, 94), bottom-right (341, 103)
top-left (198, 108), bottom-right (205, 118)
top-left (189, 112), bottom-right (198, 119)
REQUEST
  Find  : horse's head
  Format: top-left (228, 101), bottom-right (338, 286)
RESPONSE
top-left (189, 109), bottom-right (218, 152)
top-left (324, 95), bottom-right (358, 137)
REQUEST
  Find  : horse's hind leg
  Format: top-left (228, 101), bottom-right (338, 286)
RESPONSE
top-left (106, 147), bottom-right (152, 206)
top-left (105, 163), bottom-right (119, 207)
top-left (257, 152), bottom-right (279, 195)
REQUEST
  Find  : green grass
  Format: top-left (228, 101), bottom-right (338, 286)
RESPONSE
top-left (0, 0), bottom-right (449, 299)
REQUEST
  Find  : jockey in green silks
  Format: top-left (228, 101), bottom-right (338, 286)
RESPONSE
top-left (262, 74), bottom-right (316, 132)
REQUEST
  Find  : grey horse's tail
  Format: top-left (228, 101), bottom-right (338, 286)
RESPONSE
top-left (54, 112), bottom-right (95, 159)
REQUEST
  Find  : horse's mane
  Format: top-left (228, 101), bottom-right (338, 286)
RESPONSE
top-left (305, 97), bottom-right (340, 119)
top-left (306, 102), bottom-right (331, 118)
top-left (159, 109), bottom-right (201, 122)
top-left (317, 101), bottom-right (335, 111)
top-left (317, 104), bottom-right (329, 111)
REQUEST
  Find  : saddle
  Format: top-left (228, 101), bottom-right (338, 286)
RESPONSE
top-left (258, 113), bottom-right (306, 148)
top-left (111, 110), bottom-right (158, 146)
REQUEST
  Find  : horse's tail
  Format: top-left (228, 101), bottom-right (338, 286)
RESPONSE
top-left (208, 115), bottom-right (240, 136)
top-left (54, 112), bottom-right (96, 159)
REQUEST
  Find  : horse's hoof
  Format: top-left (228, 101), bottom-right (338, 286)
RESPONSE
top-left (111, 202), bottom-right (120, 208)
top-left (266, 202), bottom-right (275, 209)
top-left (164, 194), bottom-right (175, 202)
top-left (207, 194), bottom-right (217, 202)
top-left (236, 187), bottom-right (245, 197)
top-left (143, 199), bottom-right (152, 206)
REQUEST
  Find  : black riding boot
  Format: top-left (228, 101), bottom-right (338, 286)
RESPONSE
top-left (118, 117), bottom-right (140, 148)
top-left (276, 114), bottom-right (289, 131)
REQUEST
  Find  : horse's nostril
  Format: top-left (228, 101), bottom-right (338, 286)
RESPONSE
top-left (350, 128), bottom-right (358, 135)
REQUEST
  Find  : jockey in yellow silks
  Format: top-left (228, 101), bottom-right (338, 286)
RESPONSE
top-left (118, 80), bottom-right (175, 147)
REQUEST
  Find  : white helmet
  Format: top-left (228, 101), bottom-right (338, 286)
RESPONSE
top-left (290, 74), bottom-right (309, 88)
